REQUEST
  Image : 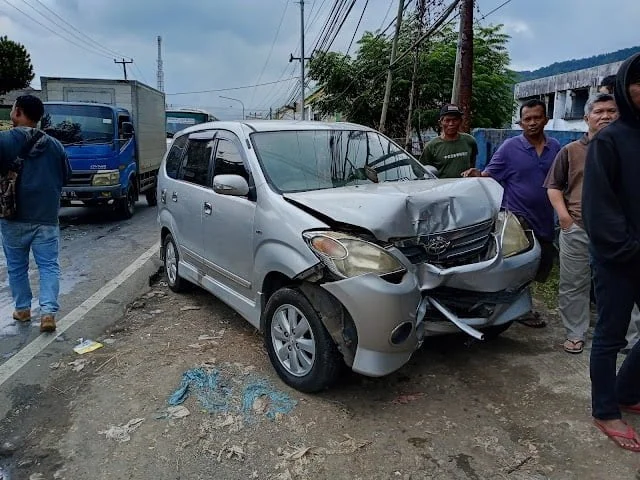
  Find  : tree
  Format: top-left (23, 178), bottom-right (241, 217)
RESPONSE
top-left (308, 21), bottom-right (516, 139)
top-left (0, 36), bottom-right (35, 96)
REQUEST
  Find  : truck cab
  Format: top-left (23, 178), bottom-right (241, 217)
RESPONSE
top-left (42, 102), bottom-right (140, 217)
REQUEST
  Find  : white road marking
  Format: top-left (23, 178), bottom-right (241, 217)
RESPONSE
top-left (0, 241), bottom-right (160, 387)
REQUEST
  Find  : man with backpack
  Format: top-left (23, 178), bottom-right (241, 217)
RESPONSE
top-left (0, 95), bottom-right (71, 332)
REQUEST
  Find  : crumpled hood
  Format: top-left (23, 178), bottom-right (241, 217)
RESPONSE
top-left (284, 178), bottom-right (503, 241)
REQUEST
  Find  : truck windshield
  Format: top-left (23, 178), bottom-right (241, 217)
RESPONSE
top-left (251, 129), bottom-right (432, 193)
top-left (166, 112), bottom-right (208, 138)
top-left (41, 104), bottom-right (115, 145)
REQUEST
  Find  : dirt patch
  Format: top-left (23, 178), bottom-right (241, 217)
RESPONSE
top-left (0, 281), bottom-right (638, 479)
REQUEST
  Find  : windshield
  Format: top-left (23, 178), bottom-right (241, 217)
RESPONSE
top-left (251, 129), bottom-right (431, 193)
top-left (166, 112), bottom-right (207, 137)
top-left (41, 104), bottom-right (114, 145)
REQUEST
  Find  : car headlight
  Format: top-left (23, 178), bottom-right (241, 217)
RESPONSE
top-left (303, 231), bottom-right (405, 279)
top-left (495, 211), bottom-right (531, 258)
top-left (92, 170), bottom-right (120, 186)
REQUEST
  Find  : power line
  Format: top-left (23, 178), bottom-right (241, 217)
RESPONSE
top-left (166, 77), bottom-right (299, 96)
top-left (249, 0), bottom-right (290, 106)
top-left (479, 0), bottom-right (514, 20)
top-left (346, 0), bottom-right (369, 54)
top-left (28, 0), bottom-right (128, 58)
top-left (1, 0), bottom-right (114, 59)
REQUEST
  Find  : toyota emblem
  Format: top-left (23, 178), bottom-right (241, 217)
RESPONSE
top-left (425, 236), bottom-right (451, 255)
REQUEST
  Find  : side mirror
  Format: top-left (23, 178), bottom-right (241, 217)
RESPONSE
top-left (213, 174), bottom-right (249, 197)
top-left (122, 122), bottom-right (134, 138)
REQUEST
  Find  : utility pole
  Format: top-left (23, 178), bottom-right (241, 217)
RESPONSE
top-left (379, 0), bottom-right (405, 134)
top-left (114, 58), bottom-right (133, 80)
top-left (405, 0), bottom-right (426, 152)
top-left (289, 0), bottom-right (311, 120)
top-left (269, 107), bottom-right (273, 120)
top-left (156, 36), bottom-right (165, 92)
top-left (451, 0), bottom-right (473, 132)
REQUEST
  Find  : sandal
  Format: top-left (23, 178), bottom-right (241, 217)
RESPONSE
top-left (594, 419), bottom-right (640, 452)
top-left (517, 311), bottom-right (547, 328)
top-left (563, 339), bottom-right (584, 354)
top-left (620, 403), bottom-right (640, 414)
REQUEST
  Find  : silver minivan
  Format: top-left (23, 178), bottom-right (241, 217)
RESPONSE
top-left (157, 121), bottom-right (540, 392)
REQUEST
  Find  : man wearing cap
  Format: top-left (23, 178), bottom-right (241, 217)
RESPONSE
top-left (419, 104), bottom-right (478, 179)
top-left (462, 99), bottom-right (561, 328)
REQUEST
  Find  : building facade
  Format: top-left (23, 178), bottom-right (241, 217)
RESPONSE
top-left (513, 61), bottom-right (622, 131)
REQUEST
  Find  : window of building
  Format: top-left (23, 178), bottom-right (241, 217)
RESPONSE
top-left (566, 88), bottom-right (589, 120)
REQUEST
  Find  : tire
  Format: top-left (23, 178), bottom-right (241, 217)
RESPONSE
top-left (145, 185), bottom-right (158, 207)
top-left (264, 288), bottom-right (342, 393)
top-left (480, 321), bottom-right (513, 340)
top-left (118, 183), bottom-right (136, 219)
top-left (163, 234), bottom-right (188, 293)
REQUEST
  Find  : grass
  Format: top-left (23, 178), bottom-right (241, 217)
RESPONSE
top-left (532, 263), bottom-right (560, 310)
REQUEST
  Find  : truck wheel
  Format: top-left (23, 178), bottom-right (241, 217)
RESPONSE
top-left (264, 288), bottom-right (342, 393)
top-left (118, 183), bottom-right (136, 219)
top-left (145, 187), bottom-right (158, 207)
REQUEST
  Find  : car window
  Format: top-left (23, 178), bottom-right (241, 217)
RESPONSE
top-left (165, 135), bottom-right (188, 179)
top-left (251, 129), bottom-right (430, 193)
top-left (179, 138), bottom-right (215, 187)
top-left (213, 138), bottom-right (250, 184)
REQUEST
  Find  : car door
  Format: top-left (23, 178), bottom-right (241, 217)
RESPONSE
top-left (202, 131), bottom-right (256, 300)
top-left (172, 131), bottom-right (216, 268)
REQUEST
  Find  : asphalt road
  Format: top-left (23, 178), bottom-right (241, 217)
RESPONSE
top-left (0, 198), bottom-right (161, 419)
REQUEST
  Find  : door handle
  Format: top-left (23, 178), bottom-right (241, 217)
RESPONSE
top-left (171, 191), bottom-right (178, 202)
top-left (160, 189), bottom-right (167, 204)
top-left (203, 202), bottom-right (212, 215)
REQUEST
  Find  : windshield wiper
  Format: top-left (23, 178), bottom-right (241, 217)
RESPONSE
top-left (63, 139), bottom-right (113, 146)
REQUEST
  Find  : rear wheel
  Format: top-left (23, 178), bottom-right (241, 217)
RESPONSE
top-left (145, 185), bottom-right (158, 207)
top-left (163, 234), bottom-right (188, 293)
top-left (264, 288), bottom-right (342, 393)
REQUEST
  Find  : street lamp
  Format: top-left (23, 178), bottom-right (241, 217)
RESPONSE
top-left (219, 95), bottom-right (245, 120)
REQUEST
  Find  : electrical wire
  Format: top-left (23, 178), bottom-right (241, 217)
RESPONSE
top-left (166, 77), bottom-right (299, 96)
top-left (346, 0), bottom-right (369, 54)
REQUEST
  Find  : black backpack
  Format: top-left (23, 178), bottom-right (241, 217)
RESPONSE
top-left (0, 130), bottom-right (44, 219)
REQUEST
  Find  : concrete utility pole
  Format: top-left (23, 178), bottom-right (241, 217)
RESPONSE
top-left (114, 58), bottom-right (133, 80)
top-left (452, 0), bottom-right (474, 132)
top-left (405, 0), bottom-right (426, 152)
top-left (289, 0), bottom-right (310, 120)
top-left (379, 0), bottom-right (405, 134)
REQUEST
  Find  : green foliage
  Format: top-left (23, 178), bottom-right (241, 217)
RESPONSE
top-left (516, 46), bottom-right (640, 83)
top-left (0, 36), bottom-right (35, 96)
top-left (308, 20), bottom-right (516, 137)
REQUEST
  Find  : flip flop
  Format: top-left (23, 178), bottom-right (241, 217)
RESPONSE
top-left (593, 419), bottom-right (640, 452)
top-left (563, 339), bottom-right (584, 354)
top-left (517, 312), bottom-right (547, 328)
top-left (620, 403), bottom-right (640, 414)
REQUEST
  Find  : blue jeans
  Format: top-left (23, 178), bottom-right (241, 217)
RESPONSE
top-left (590, 257), bottom-right (640, 420)
top-left (0, 221), bottom-right (60, 316)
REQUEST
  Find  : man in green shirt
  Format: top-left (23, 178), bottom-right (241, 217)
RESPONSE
top-left (419, 104), bottom-right (478, 178)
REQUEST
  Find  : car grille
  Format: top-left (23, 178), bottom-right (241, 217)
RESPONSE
top-left (394, 219), bottom-right (494, 268)
top-left (67, 172), bottom-right (94, 187)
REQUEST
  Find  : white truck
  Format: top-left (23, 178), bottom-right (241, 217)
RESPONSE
top-left (40, 77), bottom-right (166, 218)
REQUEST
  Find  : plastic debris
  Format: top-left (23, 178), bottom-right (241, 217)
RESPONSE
top-left (68, 358), bottom-right (88, 372)
top-left (241, 381), bottom-right (297, 421)
top-left (49, 362), bottom-right (62, 370)
top-left (29, 474), bottom-right (45, 480)
top-left (73, 339), bottom-right (103, 355)
top-left (168, 368), bottom-right (232, 413)
top-left (98, 418), bottom-right (144, 442)
top-left (130, 301), bottom-right (146, 310)
top-left (156, 405), bottom-right (191, 420)
top-left (103, 338), bottom-right (116, 345)
top-left (180, 306), bottom-right (201, 311)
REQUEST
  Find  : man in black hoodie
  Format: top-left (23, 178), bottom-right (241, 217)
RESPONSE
top-left (583, 53), bottom-right (640, 451)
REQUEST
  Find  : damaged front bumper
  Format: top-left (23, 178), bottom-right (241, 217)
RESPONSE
top-left (319, 234), bottom-right (540, 378)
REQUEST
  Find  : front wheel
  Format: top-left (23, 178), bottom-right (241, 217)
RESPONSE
top-left (118, 183), bottom-right (136, 219)
top-left (264, 288), bottom-right (342, 393)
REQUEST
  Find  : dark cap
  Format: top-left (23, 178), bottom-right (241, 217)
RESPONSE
top-left (439, 104), bottom-right (464, 118)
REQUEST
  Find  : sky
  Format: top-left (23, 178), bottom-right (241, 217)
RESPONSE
top-left (1, 0), bottom-right (638, 120)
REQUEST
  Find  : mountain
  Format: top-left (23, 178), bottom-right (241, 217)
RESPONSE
top-left (515, 46), bottom-right (640, 83)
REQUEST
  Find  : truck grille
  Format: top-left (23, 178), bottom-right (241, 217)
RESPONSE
top-left (395, 220), bottom-right (494, 268)
top-left (67, 172), bottom-right (94, 187)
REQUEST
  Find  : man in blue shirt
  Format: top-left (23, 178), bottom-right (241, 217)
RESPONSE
top-left (0, 95), bottom-right (71, 333)
top-left (462, 99), bottom-right (561, 327)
